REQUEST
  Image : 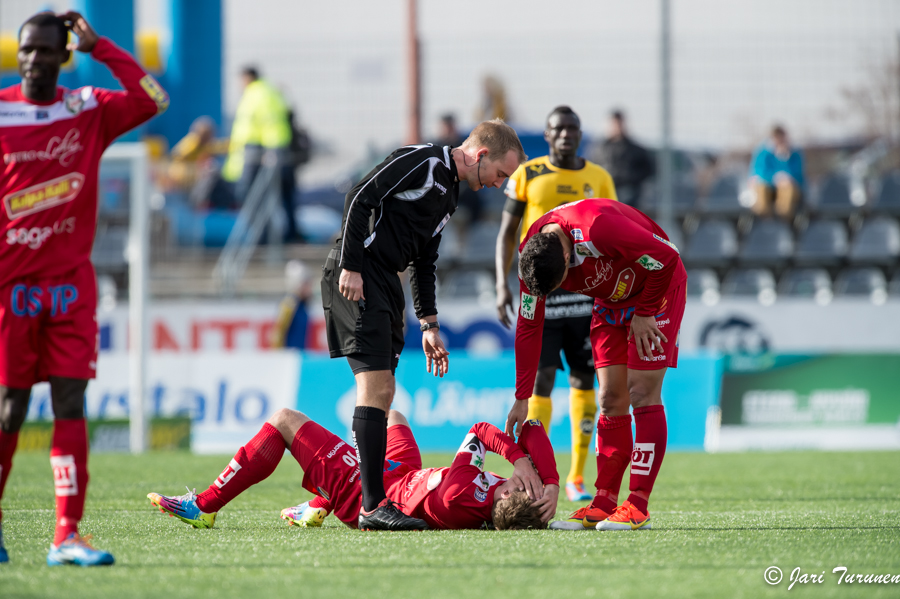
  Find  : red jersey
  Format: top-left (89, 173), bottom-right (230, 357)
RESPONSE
top-left (514, 199), bottom-right (687, 399)
top-left (387, 421), bottom-right (558, 530)
top-left (0, 37), bottom-right (167, 286)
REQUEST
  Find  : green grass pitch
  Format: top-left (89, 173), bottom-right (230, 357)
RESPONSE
top-left (1, 449), bottom-right (898, 599)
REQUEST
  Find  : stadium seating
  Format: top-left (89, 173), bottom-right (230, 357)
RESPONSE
top-left (870, 171), bottom-right (900, 217)
top-left (793, 219), bottom-right (849, 267)
top-left (808, 174), bottom-right (858, 217)
top-left (91, 225), bottom-right (129, 272)
top-left (683, 219), bottom-right (739, 269)
top-left (686, 268), bottom-right (719, 297)
top-left (834, 266), bottom-right (887, 298)
top-left (889, 269), bottom-right (900, 297)
top-left (848, 216), bottom-right (900, 266)
top-left (638, 179), bottom-right (699, 217)
top-left (437, 268), bottom-right (495, 303)
top-left (737, 218), bottom-right (794, 267)
top-left (457, 221), bottom-right (501, 267)
top-left (777, 267), bottom-right (832, 298)
top-left (701, 175), bottom-right (747, 219)
top-left (721, 267), bottom-right (776, 300)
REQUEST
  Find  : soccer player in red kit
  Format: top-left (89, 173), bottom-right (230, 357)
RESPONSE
top-left (0, 12), bottom-right (167, 565)
top-left (505, 198), bottom-right (686, 531)
top-left (148, 408), bottom-right (559, 532)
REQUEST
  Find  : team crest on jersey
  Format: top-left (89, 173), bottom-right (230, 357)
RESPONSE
top-left (584, 183), bottom-right (594, 197)
top-left (574, 241), bottom-right (600, 259)
top-left (636, 254), bottom-right (664, 271)
top-left (520, 292), bottom-right (537, 320)
top-left (140, 75), bottom-right (170, 113)
top-left (474, 488), bottom-right (488, 502)
top-left (653, 234), bottom-right (680, 254)
top-left (3, 173), bottom-right (84, 220)
top-left (473, 473), bottom-right (490, 492)
top-left (64, 89), bottom-right (88, 115)
top-left (571, 228), bottom-right (584, 241)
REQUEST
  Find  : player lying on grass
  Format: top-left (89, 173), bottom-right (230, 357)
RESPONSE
top-left (148, 408), bottom-right (559, 531)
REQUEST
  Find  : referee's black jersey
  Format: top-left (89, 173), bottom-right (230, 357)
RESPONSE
top-left (337, 144), bottom-right (459, 318)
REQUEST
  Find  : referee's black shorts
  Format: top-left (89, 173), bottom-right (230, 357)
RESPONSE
top-left (321, 248), bottom-right (405, 374)
top-left (538, 288), bottom-right (594, 374)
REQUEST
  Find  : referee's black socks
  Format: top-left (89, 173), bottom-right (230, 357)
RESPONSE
top-left (352, 406), bottom-right (388, 512)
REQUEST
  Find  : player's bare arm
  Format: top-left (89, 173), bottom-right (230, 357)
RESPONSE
top-left (338, 269), bottom-right (364, 301)
top-left (58, 11), bottom-right (98, 53)
top-left (495, 210), bottom-right (522, 329)
top-left (628, 315), bottom-right (668, 360)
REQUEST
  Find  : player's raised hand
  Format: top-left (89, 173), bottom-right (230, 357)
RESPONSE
top-left (422, 328), bottom-right (449, 377)
top-left (58, 11), bottom-right (98, 53)
top-left (628, 314), bottom-right (667, 361)
top-left (509, 457), bottom-right (543, 501)
top-left (534, 484), bottom-right (559, 524)
top-left (496, 284), bottom-right (515, 329)
top-left (504, 400), bottom-right (529, 438)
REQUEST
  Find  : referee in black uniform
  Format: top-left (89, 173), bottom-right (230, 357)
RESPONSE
top-left (323, 119), bottom-right (531, 530)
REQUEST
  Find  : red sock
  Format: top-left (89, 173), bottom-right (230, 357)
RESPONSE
top-left (627, 405), bottom-right (667, 514)
top-left (309, 495), bottom-right (332, 512)
top-left (590, 414), bottom-right (632, 514)
top-left (50, 419), bottom-right (89, 545)
top-left (196, 423), bottom-right (285, 513)
top-left (0, 431), bottom-right (19, 522)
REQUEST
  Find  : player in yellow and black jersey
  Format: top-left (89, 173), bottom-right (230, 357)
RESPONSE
top-left (495, 106), bottom-right (617, 502)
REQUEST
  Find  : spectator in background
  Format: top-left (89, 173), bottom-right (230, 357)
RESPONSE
top-left (167, 116), bottom-right (232, 209)
top-left (271, 261), bottom-right (312, 350)
top-left (222, 66), bottom-right (302, 242)
top-left (478, 75), bottom-right (509, 122)
top-left (594, 110), bottom-right (655, 208)
top-left (435, 113), bottom-right (464, 148)
top-left (749, 125), bottom-right (804, 220)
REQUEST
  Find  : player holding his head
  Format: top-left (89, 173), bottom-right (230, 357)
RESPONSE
top-left (148, 409), bottom-right (559, 532)
top-left (506, 199), bottom-right (686, 531)
top-left (0, 12), bottom-right (167, 566)
top-left (496, 106), bottom-right (617, 502)
top-left (324, 119), bottom-right (532, 531)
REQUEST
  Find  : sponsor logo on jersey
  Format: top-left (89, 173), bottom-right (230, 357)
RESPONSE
top-left (326, 440), bottom-right (347, 459)
top-left (36, 110), bottom-right (49, 120)
top-left (51, 455), bottom-right (78, 497)
top-left (571, 228), bottom-right (584, 241)
top-left (636, 254), bottom-right (664, 271)
top-left (556, 184), bottom-right (580, 195)
top-left (520, 292), bottom-right (537, 320)
top-left (656, 318), bottom-right (670, 327)
top-left (573, 241), bottom-right (601, 261)
top-left (139, 74), bottom-right (169, 113)
top-left (473, 473), bottom-right (490, 492)
top-left (584, 183), bottom-right (594, 197)
top-left (608, 268), bottom-right (635, 302)
top-left (577, 259), bottom-right (613, 292)
top-left (458, 433), bottom-right (486, 469)
top-left (630, 443), bottom-right (655, 475)
top-left (3, 128), bottom-right (84, 167)
top-left (474, 488), bottom-right (488, 502)
top-left (6, 217), bottom-right (76, 250)
top-left (435, 182), bottom-right (447, 195)
top-left (525, 419), bottom-right (542, 427)
top-left (3, 173), bottom-right (84, 220)
top-left (653, 233), bottom-right (680, 254)
top-left (214, 458), bottom-right (242, 488)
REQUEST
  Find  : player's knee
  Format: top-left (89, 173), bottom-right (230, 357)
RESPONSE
top-left (597, 388), bottom-right (629, 416)
top-left (49, 377), bottom-right (87, 420)
top-left (268, 408), bottom-right (308, 429)
top-left (386, 409), bottom-right (409, 428)
top-left (0, 388), bottom-right (31, 433)
top-left (628, 383), bottom-right (661, 409)
top-left (568, 369), bottom-right (594, 390)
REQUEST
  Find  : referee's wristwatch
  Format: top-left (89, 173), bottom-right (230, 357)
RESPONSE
top-left (420, 321), bottom-right (440, 332)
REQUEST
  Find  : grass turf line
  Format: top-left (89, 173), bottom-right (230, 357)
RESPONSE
top-left (0, 450), bottom-right (898, 599)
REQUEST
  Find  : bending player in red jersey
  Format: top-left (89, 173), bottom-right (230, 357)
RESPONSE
top-left (148, 408), bottom-right (559, 532)
top-left (505, 198), bottom-right (687, 531)
top-left (0, 12), bottom-right (167, 566)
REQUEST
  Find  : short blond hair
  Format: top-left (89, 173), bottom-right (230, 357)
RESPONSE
top-left (462, 119), bottom-right (527, 164)
top-left (491, 491), bottom-right (546, 530)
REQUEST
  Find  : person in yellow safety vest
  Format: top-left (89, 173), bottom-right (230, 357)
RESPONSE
top-left (223, 66), bottom-right (302, 242)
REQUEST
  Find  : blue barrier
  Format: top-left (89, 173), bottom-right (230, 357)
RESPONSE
top-left (296, 350), bottom-right (723, 452)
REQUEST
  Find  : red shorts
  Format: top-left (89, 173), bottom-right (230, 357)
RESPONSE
top-left (0, 262), bottom-right (98, 388)
top-left (292, 421), bottom-right (421, 527)
top-left (590, 281), bottom-right (686, 371)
